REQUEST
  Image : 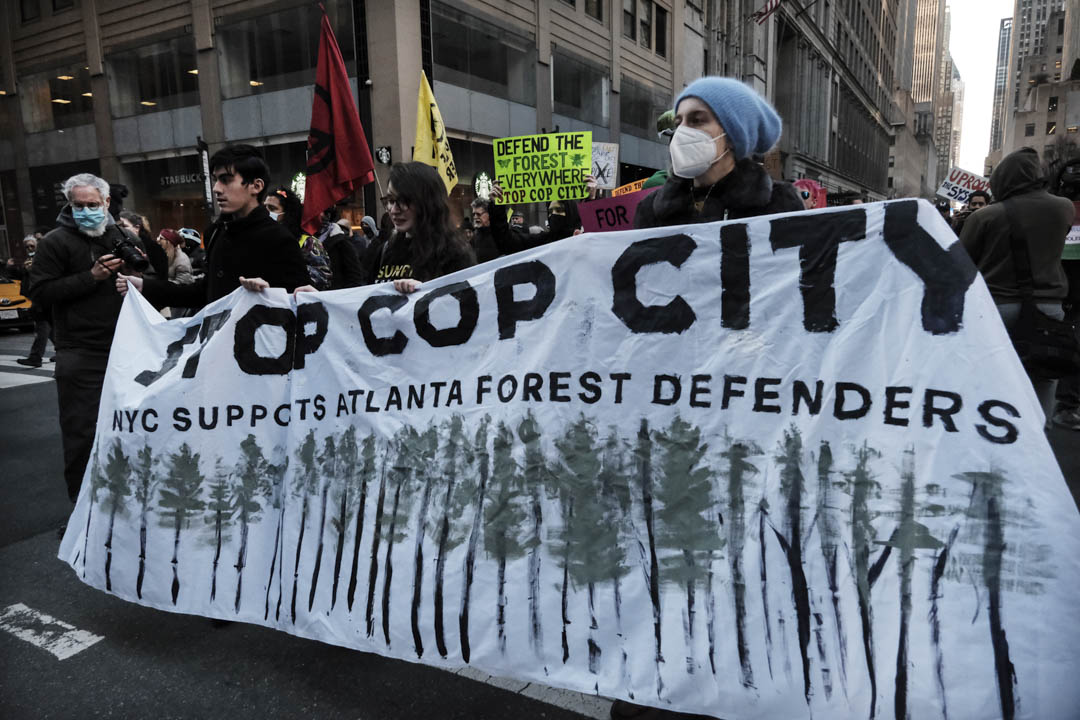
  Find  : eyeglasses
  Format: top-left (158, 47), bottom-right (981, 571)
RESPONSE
top-left (382, 195), bottom-right (409, 209)
top-left (71, 201), bottom-right (104, 210)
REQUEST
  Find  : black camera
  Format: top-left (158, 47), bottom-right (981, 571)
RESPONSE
top-left (112, 236), bottom-right (149, 272)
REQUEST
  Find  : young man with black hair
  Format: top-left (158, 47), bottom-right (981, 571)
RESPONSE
top-left (118, 144), bottom-right (307, 306)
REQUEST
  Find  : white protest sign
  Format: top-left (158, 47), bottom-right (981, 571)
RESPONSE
top-left (936, 167), bottom-right (991, 205)
top-left (61, 200), bottom-right (1080, 719)
top-left (592, 142), bottom-right (620, 189)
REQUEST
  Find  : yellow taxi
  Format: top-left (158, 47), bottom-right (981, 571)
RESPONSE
top-left (0, 272), bottom-right (34, 330)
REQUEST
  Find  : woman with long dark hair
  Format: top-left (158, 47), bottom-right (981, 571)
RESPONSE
top-left (366, 161), bottom-right (475, 293)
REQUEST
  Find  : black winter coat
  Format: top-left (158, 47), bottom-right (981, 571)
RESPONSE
top-left (323, 231), bottom-right (366, 289)
top-left (634, 159), bottom-right (804, 228)
top-left (27, 209), bottom-right (145, 352)
top-left (143, 205), bottom-right (308, 308)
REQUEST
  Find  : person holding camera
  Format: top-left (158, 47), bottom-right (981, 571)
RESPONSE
top-left (26, 172), bottom-right (148, 503)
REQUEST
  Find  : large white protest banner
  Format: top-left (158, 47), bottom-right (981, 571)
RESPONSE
top-left (60, 200), bottom-right (1080, 719)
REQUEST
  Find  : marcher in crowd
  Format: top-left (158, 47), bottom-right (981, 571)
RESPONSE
top-left (792, 178), bottom-right (825, 210)
top-left (9, 234), bottom-right (53, 368)
top-left (959, 147), bottom-right (1075, 424)
top-left (316, 207), bottom-right (366, 289)
top-left (265, 186), bottom-right (333, 290)
top-left (27, 173), bottom-right (146, 502)
top-left (360, 216), bottom-right (378, 246)
top-left (178, 228), bottom-right (206, 277)
top-left (119, 210), bottom-right (168, 279)
top-left (635, 76), bottom-right (802, 230)
top-left (469, 196), bottom-right (507, 264)
top-left (156, 229), bottom-right (194, 285)
top-left (951, 189), bottom-right (990, 235)
top-left (365, 161), bottom-right (475, 293)
top-left (118, 144), bottom-right (308, 306)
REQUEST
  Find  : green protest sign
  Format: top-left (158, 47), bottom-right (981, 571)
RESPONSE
top-left (492, 132), bottom-right (591, 205)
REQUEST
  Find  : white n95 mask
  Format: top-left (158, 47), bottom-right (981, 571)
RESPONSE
top-left (669, 125), bottom-right (728, 179)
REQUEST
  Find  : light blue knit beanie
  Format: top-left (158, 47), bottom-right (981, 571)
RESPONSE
top-left (674, 77), bottom-right (782, 160)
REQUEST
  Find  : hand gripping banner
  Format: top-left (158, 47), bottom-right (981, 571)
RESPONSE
top-left (60, 200), bottom-right (1080, 719)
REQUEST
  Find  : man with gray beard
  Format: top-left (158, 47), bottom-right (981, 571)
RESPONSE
top-left (27, 173), bottom-right (146, 503)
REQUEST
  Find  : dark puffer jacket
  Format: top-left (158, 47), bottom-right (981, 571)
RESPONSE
top-left (634, 158), bottom-right (804, 228)
top-left (959, 148), bottom-right (1074, 302)
top-left (27, 208), bottom-right (145, 352)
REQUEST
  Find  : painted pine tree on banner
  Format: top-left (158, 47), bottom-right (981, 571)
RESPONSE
top-left (408, 424), bottom-right (439, 658)
top-left (485, 421), bottom-right (528, 654)
top-left (597, 426), bottom-right (634, 687)
top-left (133, 442), bottom-right (158, 600)
top-left (102, 438), bottom-right (133, 592)
top-left (634, 418), bottom-right (664, 697)
top-left (458, 415), bottom-right (491, 663)
top-left (308, 435), bottom-right (337, 611)
top-left (430, 415), bottom-right (466, 658)
top-left (264, 449), bottom-right (289, 621)
top-left (517, 411), bottom-right (548, 656)
top-left (330, 426), bottom-right (359, 611)
top-left (159, 443), bottom-right (206, 605)
top-left (381, 428), bottom-right (421, 647)
top-left (846, 441), bottom-right (887, 720)
top-left (720, 433), bottom-right (762, 684)
top-left (347, 433), bottom-right (376, 613)
top-left (654, 416), bottom-right (722, 675)
top-left (771, 428), bottom-right (813, 703)
top-left (291, 430), bottom-right (319, 623)
top-left (365, 443), bottom-right (391, 638)
top-left (234, 435), bottom-right (269, 612)
top-left (205, 459), bottom-right (232, 603)
top-left (554, 415), bottom-right (630, 676)
top-left (813, 440), bottom-right (847, 696)
top-left (80, 446), bottom-right (104, 575)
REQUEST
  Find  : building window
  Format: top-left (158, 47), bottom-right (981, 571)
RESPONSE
top-left (20, 0), bottom-right (40, 22)
top-left (217, 0), bottom-right (354, 100)
top-left (639, 1), bottom-right (652, 49)
top-left (432, 1), bottom-right (537, 107)
top-left (1067, 126), bottom-right (1078, 134)
top-left (1049, 96), bottom-right (1058, 112)
top-left (560, 0), bottom-right (576, 6)
top-left (623, 0), bottom-right (635, 40)
top-left (1047, 121), bottom-right (1056, 135)
top-left (585, 0), bottom-right (603, 22)
top-left (655, 5), bottom-right (668, 58)
top-left (620, 75), bottom-right (667, 139)
top-left (1025, 123), bottom-right (1035, 136)
top-left (553, 49), bottom-right (609, 125)
top-left (888, 155), bottom-right (895, 167)
top-left (106, 36), bottom-right (199, 117)
top-left (52, 0), bottom-right (75, 10)
top-left (18, 63), bottom-right (93, 133)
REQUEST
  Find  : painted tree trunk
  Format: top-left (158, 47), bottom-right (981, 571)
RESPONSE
top-left (496, 551), bottom-right (508, 655)
top-left (381, 476), bottom-right (405, 647)
top-left (210, 510), bottom-right (223, 602)
top-left (411, 478), bottom-right (433, 658)
top-left (458, 451), bottom-right (489, 664)
top-left (587, 582), bottom-right (601, 674)
top-left (758, 502), bottom-right (774, 681)
top-left (308, 480), bottom-right (331, 612)
top-left (985, 495), bottom-right (1017, 720)
top-left (365, 457), bottom-right (389, 638)
top-left (170, 513), bottom-right (182, 605)
top-left (705, 567), bottom-right (716, 675)
top-left (137, 506), bottom-right (149, 600)
top-left (433, 476), bottom-right (456, 659)
top-left (104, 504), bottom-right (118, 592)
top-left (290, 497), bottom-right (309, 624)
top-left (638, 420), bottom-right (663, 697)
top-left (929, 526), bottom-right (958, 720)
top-left (265, 513), bottom-right (282, 621)
top-left (81, 502), bottom-right (94, 578)
top-left (527, 486), bottom-right (544, 656)
top-left (347, 475), bottom-right (370, 612)
top-left (234, 508), bottom-right (249, 613)
top-left (330, 490), bottom-right (348, 610)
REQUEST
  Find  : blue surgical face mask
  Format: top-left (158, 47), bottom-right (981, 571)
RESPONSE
top-left (268, 211), bottom-right (281, 222)
top-left (72, 206), bottom-right (107, 230)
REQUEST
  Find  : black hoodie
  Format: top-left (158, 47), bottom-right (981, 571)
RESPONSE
top-left (959, 148), bottom-right (1074, 302)
top-left (143, 205), bottom-right (308, 309)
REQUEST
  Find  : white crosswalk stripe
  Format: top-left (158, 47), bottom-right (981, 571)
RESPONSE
top-left (0, 354), bottom-right (54, 388)
top-left (0, 603), bottom-right (104, 660)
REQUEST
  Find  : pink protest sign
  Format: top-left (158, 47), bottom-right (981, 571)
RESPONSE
top-left (580, 186), bottom-right (660, 233)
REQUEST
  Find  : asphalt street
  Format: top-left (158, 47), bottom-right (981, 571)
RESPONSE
top-left (2, 327), bottom-right (1078, 720)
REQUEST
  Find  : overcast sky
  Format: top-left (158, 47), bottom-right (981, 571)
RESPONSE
top-left (949, 0), bottom-right (1015, 172)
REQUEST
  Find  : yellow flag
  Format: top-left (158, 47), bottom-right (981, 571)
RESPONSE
top-left (413, 71), bottom-right (457, 194)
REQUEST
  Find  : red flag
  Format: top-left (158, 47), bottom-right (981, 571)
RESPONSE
top-left (301, 11), bottom-right (375, 234)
